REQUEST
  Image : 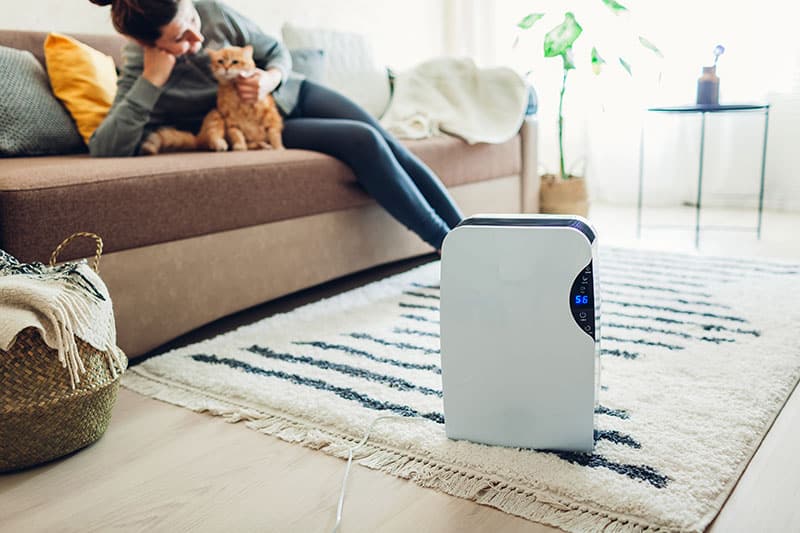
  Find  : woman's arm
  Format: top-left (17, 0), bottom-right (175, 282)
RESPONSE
top-left (88, 45), bottom-right (174, 157)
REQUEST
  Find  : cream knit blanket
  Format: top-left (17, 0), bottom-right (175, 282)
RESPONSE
top-left (0, 250), bottom-right (125, 388)
top-left (380, 57), bottom-right (529, 144)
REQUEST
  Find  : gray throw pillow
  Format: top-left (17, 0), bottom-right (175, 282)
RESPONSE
top-left (0, 46), bottom-right (85, 157)
top-left (289, 48), bottom-right (327, 84)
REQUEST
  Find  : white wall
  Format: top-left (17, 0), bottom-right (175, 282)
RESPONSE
top-left (1, 0), bottom-right (447, 69)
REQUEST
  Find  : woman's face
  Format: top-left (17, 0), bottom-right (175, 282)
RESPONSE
top-left (152, 0), bottom-right (203, 56)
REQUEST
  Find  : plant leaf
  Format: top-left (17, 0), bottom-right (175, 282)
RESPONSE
top-left (544, 12), bottom-right (583, 58)
top-left (639, 36), bottom-right (663, 58)
top-left (619, 57), bottom-right (632, 75)
top-left (602, 0), bottom-right (628, 14)
top-left (591, 46), bottom-right (606, 75)
top-left (518, 13), bottom-right (545, 29)
top-left (563, 48), bottom-right (576, 70)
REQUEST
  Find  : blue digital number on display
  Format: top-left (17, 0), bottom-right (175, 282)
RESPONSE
top-left (574, 295), bottom-right (590, 305)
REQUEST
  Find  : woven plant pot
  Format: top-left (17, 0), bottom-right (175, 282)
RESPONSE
top-left (539, 174), bottom-right (589, 217)
top-left (0, 233), bottom-right (127, 473)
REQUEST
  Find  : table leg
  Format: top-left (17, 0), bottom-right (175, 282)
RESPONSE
top-left (637, 121), bottom-right (645, 239)
top-left (757, 108), bottom-right (770, 239)
top-left (695, 112), bottom-right (707, 248)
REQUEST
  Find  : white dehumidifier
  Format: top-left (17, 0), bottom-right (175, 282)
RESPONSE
top-left (440, 214), bottom-right (600, 452)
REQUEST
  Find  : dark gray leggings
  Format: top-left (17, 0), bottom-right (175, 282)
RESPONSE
top-left (282, 80), bottom-right (463, 249)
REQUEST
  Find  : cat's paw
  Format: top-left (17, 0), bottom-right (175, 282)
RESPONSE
top-left (232, 142), bottom-right (248, 151)
top-left (209, 138), bottom-right (228, 152)
top-left (139, 133), bottom-right (161, 156)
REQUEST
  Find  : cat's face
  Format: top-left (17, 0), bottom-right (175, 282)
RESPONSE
top-left (207, 46), bottom-right (256, 81)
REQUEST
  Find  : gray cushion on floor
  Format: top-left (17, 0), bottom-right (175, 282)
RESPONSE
top-left (0, 45), bottom-right (85, 156)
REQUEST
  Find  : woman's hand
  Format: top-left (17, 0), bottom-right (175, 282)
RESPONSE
top-left (236, 68), bottom-right (282, 103)
top-left (142, 46), bottom-right (177, 87)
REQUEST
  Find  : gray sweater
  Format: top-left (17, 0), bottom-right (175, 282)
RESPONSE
top-left (89, 0), bottom-right (303, 157)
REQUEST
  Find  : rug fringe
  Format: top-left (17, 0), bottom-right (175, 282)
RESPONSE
top-left (123, 370), bottom-right (672, 533)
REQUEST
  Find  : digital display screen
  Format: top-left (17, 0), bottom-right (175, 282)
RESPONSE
top-left (571, 261), bottom-right (595, 339)
top-left (574, 295), bottom-right (590, 305)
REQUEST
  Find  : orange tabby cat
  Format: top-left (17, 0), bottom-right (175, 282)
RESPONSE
top-left (197, 45), bottom-right (285, 152)
top-left (140, 45), bottom-right (284, 155)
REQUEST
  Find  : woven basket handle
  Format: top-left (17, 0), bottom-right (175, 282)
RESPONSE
top-left (49, 232), bottom-right (104, 273)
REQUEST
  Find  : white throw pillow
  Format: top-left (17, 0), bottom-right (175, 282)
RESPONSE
top-left (282, 22), bottom-right (391, 119)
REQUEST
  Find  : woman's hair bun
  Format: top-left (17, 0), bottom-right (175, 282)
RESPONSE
top-left (88, 0), bottom-right (113, 6)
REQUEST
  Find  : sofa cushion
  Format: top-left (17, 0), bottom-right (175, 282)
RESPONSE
top-left (282, 23), bottom-right (391, 119)
top-left (0, 30), bottom-right (126, 70)
top-left (44, 33), bottom-right (118, 144)
top-left (0, 135), bottom-right (521, 263)
top-left (0, 46), bottom-right (85, 156)
top-left (289, 48), bottom-right (327, 84)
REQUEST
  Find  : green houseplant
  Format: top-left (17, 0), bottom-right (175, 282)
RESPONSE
top-left (518, 1), bottom-right (662, 216)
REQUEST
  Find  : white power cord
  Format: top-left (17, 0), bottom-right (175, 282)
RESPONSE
top-left (331, 415), bottom-right (426, 533)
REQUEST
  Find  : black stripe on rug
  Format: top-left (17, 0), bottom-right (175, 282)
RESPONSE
top-left (246, 345), bottom-right (442, 397)
top-left (601, 289), bottom-right (730, 309)
top-left (602, 264), bottom-right (737, 284)
top-left (401, 314), bottom-right (440, 324)
top-left (603, 336), bottom-right (685, 351)
top-left (603, 300), bottom-right (748, 323)
top-left (190, 354), bottom-right (445, 423)
top-left (604, 323), bottom-right (736, 345)
top-left (347, 332), bottom-right (440, 355)
top-left (595, 429), bottom-right (640, 448)
top-left (411, 282), bottom-right (441, 290)
top-left (595, 405), bottom-right (629, 419)
top-left (602, 272), bottom-right (707, 288)
top-left (399, 302), bottom-right (440, 312)
top-left (403, 291), bottom-right (440, 300)
top-left (601, 348), bottom-right (641, 359)
top-left (292, 341), bottom-right (441, 374)
top-left (602, 311), bottom-right (761, 336)
top-left (601, 281), bottom-right (712, 297)
top-left (394, 327), bottom-right (440, 338)
top-left (550, 451), bottom-right (669, 488)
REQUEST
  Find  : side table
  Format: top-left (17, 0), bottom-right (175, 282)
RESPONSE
top-left (636, 104), bottom-right (770, 247)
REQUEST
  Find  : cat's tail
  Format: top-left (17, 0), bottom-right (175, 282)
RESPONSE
top-left (140, 127), bottom-right (199, 155)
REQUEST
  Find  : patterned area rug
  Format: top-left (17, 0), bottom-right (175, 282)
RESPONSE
top-left (124, 247), bottom-right (800, 532)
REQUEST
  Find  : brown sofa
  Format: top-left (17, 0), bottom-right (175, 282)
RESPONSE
top-left (0, 30), bottom-right (540, 360)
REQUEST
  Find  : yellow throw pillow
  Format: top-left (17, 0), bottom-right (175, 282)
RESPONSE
top-left (44, 33), bottom-right (118, 144)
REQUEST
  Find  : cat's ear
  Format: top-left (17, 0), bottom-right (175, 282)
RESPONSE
top-left (243, 44), bottom-right (254, 57)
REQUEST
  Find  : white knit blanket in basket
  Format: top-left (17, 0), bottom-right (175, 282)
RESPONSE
top-left (0, 249), bottom-right (125, 388)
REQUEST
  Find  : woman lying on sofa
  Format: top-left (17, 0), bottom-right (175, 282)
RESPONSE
top-left (88, 0), bottom-right (462, 252)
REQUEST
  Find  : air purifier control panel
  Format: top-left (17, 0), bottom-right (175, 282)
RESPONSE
top-left (570, 261), bottom-right (595, 339)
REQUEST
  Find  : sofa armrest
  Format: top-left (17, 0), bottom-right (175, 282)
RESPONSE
top-left (519, 116), bottom-right (539, 213)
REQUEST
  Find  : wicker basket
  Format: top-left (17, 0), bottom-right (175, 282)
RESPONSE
top-left (0, 233), bottom-right (127, 473)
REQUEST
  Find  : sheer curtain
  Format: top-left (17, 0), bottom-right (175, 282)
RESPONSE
top-left (445, 0), bottom-right (800, 211)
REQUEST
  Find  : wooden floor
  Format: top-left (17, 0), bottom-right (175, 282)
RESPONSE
top-left (2, 204), bottom-right (799, 533)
